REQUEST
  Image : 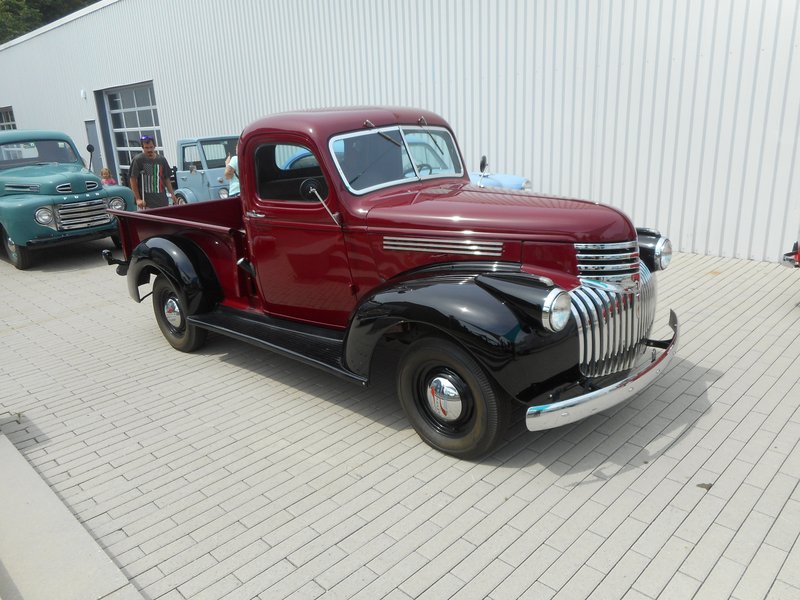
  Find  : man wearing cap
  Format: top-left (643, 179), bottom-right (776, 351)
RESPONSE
top-left (129, 135), bottom-right (178, 210)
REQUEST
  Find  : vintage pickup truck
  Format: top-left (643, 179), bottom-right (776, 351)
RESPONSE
top-left (174, 136), bottom-right (239, 203)
top-left (104, 107), bottom-right (679, 458)
top-left (1, 129), bottom-right (135, 269)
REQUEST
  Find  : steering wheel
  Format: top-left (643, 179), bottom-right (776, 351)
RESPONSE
top-left (416, 163), bottom-right (433, 175)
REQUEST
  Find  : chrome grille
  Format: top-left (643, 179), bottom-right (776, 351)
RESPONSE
top-left (570, 262), bottom-right (657, 377)
top-left (575, 240), bottom-right (640, 281)
top-left (55, 199), bottom-right (112, 230)
top-left (56, 183), bottom-right (72, 193)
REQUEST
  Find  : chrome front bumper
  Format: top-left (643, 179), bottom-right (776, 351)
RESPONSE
top-left (526, 310), bottom-right (679, 431)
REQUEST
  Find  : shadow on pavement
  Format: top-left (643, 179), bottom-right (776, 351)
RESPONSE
top-left (0, 238), bottom-right (118, 273)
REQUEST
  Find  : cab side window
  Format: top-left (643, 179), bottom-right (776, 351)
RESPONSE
top-left (181, 145), bottom-right (201, 171)
top-left (255, 143), bottom-right (324, 201)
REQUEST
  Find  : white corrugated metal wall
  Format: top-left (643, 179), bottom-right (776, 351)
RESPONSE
top-left (1, 0), bottom-right (798, 261)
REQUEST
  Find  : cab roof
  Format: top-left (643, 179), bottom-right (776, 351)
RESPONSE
top-left (0, 129), bottom-right (74, 144)
top-left (241, 106), bottom-right (454, 145)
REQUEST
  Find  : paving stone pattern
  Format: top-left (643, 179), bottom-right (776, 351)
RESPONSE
top-left (1, 241), bottom-right (799, 599)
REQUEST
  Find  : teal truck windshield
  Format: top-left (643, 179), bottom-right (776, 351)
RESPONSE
top-left (0, 140), bottom-right (79, 169)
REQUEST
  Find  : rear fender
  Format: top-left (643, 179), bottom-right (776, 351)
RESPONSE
top-left (128, 236), bottom-right (222, 313)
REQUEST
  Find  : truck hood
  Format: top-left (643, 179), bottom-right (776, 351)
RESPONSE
top-left (363, 183), bottom-right (636, 243)
top-left (0, 163), bottom-right (103, 196)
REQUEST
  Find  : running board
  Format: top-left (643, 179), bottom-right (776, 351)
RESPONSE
top-left (187, 307), bottom-right (366, 385)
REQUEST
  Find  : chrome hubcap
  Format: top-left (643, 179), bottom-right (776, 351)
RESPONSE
top-left (425, 375), bottom-right (463, 422)
top-left (163, 297), bottom-right (182, 328)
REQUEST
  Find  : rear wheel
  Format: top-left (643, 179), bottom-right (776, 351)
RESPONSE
top-left (2, 229), bottom-right (32, 270)
top-left (152, 275), bottom-right (207, 352)
top-left (396, 337), bottom-right (509, 459)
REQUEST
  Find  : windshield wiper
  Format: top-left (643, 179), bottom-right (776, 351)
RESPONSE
top-left (417, 116), bottom-right (443, 155)
top-left (378, 131), bottom-right (401, 147)
top-left (363, 119), bottom-right (401, 147)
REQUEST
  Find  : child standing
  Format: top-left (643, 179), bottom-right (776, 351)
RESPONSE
top-left (100, 167), bottom-right (117, 186)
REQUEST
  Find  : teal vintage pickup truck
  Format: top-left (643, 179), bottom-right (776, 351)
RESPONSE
top-left (0, 129), bottom-right (136, 269)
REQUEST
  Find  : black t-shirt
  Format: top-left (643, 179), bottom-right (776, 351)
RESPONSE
top-left (130, 153), bottom-right (172, 208)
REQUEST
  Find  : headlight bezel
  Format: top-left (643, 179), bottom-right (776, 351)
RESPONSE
top-left (655, 237), bottom-right (672, 270)
top-left (542, 288), bottom-right (572, 332)
top-left (107, 196), bottom-right (126, 211)
top-left (34, 207), bottom-right (55, 227)
top-left (218, 188), bottom-right (229, 199)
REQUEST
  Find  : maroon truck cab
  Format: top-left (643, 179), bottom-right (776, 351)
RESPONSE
top-left (105, 107), bottom-right (679, 459)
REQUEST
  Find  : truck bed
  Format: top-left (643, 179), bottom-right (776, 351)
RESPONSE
top-left (110, 198), bottom-right (245, 259)
top-left (109, 198), bottom-right (251, 305)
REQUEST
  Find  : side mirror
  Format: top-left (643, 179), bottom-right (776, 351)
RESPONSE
top-left (86, 144), bottom-right (95, 172)
top-left (300, 177), bottom-right (339, 226)
top-left (300, 177), bottom-right (329, 201)
top-left (479, 155), bottom-right (488, 173)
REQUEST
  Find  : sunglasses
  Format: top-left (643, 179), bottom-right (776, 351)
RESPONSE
top-left (140, 135), bottom-right (155, 143)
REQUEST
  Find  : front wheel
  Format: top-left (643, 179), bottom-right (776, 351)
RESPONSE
top-left (2, 229), bottom-right (32, 270)
top-left (396, 337), bottom-right (509, 459)
top-left (152, 275), bottom-right (207, 352)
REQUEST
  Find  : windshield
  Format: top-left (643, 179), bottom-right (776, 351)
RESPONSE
top-left (0, 139), bottom-right (80, 170)
top-left (330, 125), bottom-right (463, 194)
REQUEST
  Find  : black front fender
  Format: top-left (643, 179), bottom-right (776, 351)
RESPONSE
top-left (127, 236), bottom-right (222, 314)
top-left (345, 273), bottom-right (579, 402)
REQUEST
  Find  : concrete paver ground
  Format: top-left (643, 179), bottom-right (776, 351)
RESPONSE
top-left (1, 240), bottom-right (799, 599)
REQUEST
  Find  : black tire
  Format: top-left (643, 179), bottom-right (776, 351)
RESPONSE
top-left (396, 337), bottom-right (509, 459)
top-left (110, 235), bottom-right (122, 249)
top-left (2, 228), bottom-right (32, 270)
top-left (174, 194), bottom-right (187, 205)
top-left (152, 275), bottom-right (207, 352)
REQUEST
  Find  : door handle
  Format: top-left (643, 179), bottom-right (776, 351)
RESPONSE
top-left (246, 210), bottom-right (266, 218)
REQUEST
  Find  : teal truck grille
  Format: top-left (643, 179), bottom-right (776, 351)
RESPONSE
top-left (55, 199), bottom-right (112, 230)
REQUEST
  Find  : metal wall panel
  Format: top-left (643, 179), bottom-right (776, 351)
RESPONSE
top-left (1, 0), bottom-right (798, 261)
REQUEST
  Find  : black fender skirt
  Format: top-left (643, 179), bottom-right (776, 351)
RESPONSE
top-left (127, 236), bottom-right (222, 314)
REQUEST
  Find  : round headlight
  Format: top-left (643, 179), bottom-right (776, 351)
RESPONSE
top-left (108, 197), bottom-right (126, 211)
top-left (218, 188), bottom-right (229, 199)
top-left (542, 289), bottom-right (572, 332)
top-left (35, 207), bottom-right (54, 225)
top-left (655, 237), bottom-right (672, 270)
